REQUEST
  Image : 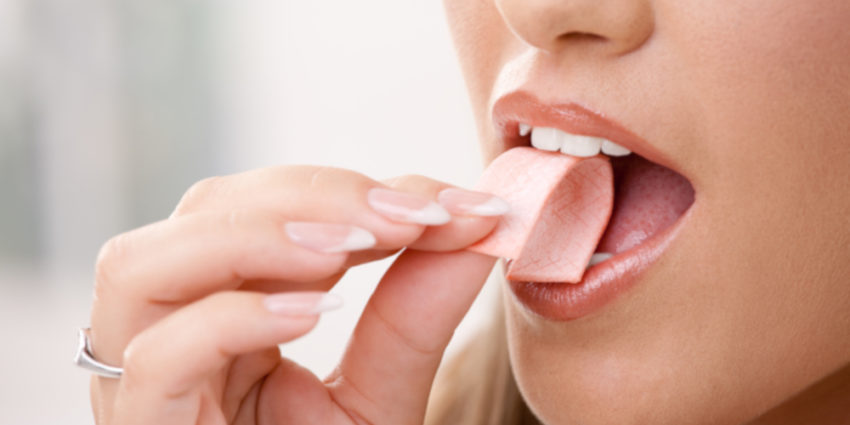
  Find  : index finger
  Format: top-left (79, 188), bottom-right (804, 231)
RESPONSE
top-left (382, 175), bottom-right (509, 252)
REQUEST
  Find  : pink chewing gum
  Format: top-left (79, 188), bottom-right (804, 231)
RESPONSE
top-left (467, 147), bottom-right (613, 283)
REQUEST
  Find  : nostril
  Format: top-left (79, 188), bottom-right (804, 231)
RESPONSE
top-left (548, 32), bottom-right (610, 54)
top-left (496, 0), bottom-right (654, 56)
top-left (558, 32), bottom-right (607, 44)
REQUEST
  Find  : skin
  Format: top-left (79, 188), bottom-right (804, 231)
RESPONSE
top-left (89, 168), bottom-right (502, 425)
top-left (443, 0), bottom-right (850, 423)
top-left (90, 0), bottom-right (850, 424)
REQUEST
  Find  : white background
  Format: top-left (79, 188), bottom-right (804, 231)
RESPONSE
top-left (0, 1), bottom-right (499, 423)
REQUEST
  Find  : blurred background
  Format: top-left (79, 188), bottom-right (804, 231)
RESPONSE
top-left (0, 1), bottom-right (496, 423)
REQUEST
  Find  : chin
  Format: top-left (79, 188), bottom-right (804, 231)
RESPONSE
top-left (505, 322), bottom-right (751, 425)
top-left (500, 248), bottom-right (778, 425)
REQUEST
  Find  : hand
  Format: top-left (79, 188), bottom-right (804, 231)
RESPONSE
top-left (87, 165), bottom-right (502, 425)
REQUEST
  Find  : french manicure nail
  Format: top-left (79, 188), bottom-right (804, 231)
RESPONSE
top-left (437, 188), bottom-right (510, 216)
top-left (367, 188), bottom-right (451, 225)
top-left (264, 291), bottom-right (344, 315)
top-left (284, 222), bottom-right (376, 253)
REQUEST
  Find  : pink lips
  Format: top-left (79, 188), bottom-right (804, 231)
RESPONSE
top-left (492, 91), bottom-right (679, 175)
top-left (507, 209), bottom-right (692, 321)
top-left (481, 91), bottom-right (695, 321)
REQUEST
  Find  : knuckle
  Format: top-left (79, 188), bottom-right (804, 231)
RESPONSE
top-left (120, 333), bottom-right (152, 383)
top-left (249, 166), bottom-right (287, 187)
top-left (306, 166), bottom-right (367, 192)
top-left (214, 210), bottom-right (270, 243)
top-left (172, 175), bottom-right (224, 217)
top-left (251, 164), bottom-right (328, 190)
top-left (387, 174), bottom-right (441, 193)
top-left (219, 209), bottom-right (251, 230)
top-left (93, 233), bottom-right (131, 296)
top-left (120, 333), bottom-right (186, 399)
top-left (193, 291), bottom-right (245, 326)
top-left (387, 174), bottom-right (420, 187)
top-left (307, 166), bottom-right (333, 191)
top-left (203, 290), bottom-right (239, 309)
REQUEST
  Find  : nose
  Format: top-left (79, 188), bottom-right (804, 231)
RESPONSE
top-left (495, 0), bottom-right (654, 55)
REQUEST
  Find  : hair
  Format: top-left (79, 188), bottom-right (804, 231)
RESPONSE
top-left (425, 295), bottom-right (540, 425)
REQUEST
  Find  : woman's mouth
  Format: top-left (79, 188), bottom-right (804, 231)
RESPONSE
top-left (492, 92), bottom-right (696, 321)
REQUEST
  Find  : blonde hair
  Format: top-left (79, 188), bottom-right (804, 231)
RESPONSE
top-left (425, 298), bottom-right (540, 425)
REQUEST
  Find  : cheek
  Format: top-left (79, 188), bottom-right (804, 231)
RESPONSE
top-left (443, 0), bottom-right (509, 93)
top-left (663, 0), bottom-right (850, 176)
top-left (443, 0), bottom-right (516, 155)
top-left (663, 0), bottom-right (850, 306)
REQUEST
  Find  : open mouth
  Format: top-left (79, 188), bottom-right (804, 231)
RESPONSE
top-left (599, 154), bottom-right (695, 259)
top-left (491, 93), bottom-right (696, 320)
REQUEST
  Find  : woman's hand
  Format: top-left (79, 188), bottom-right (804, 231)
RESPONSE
top-left (87, 165), bottom-right (502, 425)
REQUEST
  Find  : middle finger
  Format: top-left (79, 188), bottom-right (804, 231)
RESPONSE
top-left (90, 210), bottom-right (366, 367)
top-left (170, 166), bottom-right (435, 248)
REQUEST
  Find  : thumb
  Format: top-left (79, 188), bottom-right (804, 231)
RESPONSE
top-left (329, 249), bottom-right (496, 424)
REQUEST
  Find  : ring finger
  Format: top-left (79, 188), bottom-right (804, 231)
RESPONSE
top-left (111, 290), bottom-right (334, 425)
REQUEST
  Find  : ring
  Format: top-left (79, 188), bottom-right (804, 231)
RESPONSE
top-left (74, 327), bottom-right (123, 378)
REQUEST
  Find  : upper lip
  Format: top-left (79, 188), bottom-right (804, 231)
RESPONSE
top-left (491, 91), bottom-right (677, 171)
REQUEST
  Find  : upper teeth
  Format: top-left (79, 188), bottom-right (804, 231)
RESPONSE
top-left (524, 125), bottom-right (631, 157)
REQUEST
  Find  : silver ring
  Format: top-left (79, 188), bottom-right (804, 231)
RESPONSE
top-left (74, 327), bottom-right (123, 378)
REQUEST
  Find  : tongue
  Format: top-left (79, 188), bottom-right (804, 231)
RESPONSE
top-left (467, 147), bottom-right (613, 283)
top-left (596, 156), bottom-right (694, 254)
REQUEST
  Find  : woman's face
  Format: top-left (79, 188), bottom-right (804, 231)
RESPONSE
top-left (444, 0), bottom-right (850, 423)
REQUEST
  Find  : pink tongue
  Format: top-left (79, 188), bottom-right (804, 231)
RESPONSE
top-left (467, 147), bottom-right (613, 283)
top-left (596, 157), bottom-right (694, 254)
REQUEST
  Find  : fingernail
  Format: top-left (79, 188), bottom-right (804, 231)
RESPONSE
top-left (284, 222), bottom-right (376, 253)
top-left (437, 188), bottom-right (510, 216)
top-left (264, 291), bottom-right (344, 315)
top-left (367, 188), bottom-right (451, 225)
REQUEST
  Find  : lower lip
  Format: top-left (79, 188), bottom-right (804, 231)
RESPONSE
top-left (508, 206), bottom-right (694, 321)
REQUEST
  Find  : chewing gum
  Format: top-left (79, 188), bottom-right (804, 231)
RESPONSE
top-left (467, 147), bottom-right (613, 283)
